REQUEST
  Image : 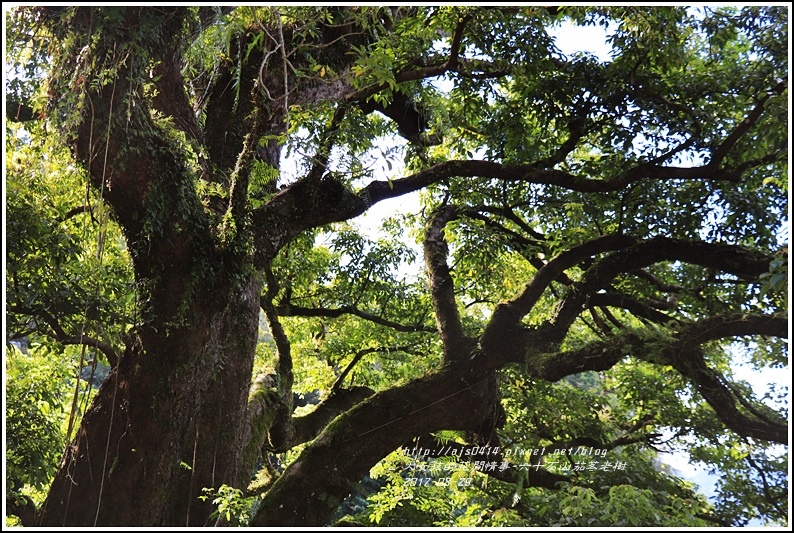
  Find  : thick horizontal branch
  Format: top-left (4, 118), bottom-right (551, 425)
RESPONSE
top-left (275, 303), bottom-right (435, 333)
top-left (676, 313), bottom-right (788, 344)
top-left (251, 155), bottom-right (760, 266)
top-left (526, 312), bottom-right (785, 383)
top-left (363, 159), bottom-right (747, 209)
top-left (524, 312), bottom-right (787, 444)
top-left (251, 175), bottom-right (373, 264)
top-left (453, 58), bottom-right (510, 79)
top-left (526, 332), bottom-right (644, 382)
top-left (252, 366), bottom-right (498, 526)
top-left (287, 386), bottom-right (375, 452)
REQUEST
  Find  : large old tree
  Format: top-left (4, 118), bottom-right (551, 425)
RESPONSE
top-left (5, 5), bottom-right (789, 527)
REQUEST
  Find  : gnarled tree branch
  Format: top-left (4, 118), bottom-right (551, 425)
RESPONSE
top-left (287, 386), bottom-right (375, 452)
top-left (523, 313), bottom-right (787, 444)
top-left (661, 343), bottom-right (787, 445)
top-left (250, 152), bottom-right (770, 268)
top-left (252, 365), bottom-right (498, 526)
top-left (588, 292), bottom-right (677, 326)
top-left (550, 237), bottom-right (772, 342)
top-left (261, 268), bottom-right (296, 451)
top-left (424, 205), bottom-right (472, 362)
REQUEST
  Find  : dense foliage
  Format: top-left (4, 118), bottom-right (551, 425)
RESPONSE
top-left (5, 5), bottom-right (789, 527)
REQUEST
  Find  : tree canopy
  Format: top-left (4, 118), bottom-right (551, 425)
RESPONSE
top-left (4, 5), bottom-right (789, 528)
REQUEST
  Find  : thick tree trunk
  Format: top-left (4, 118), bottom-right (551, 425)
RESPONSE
top-left (32, 8), bottom-right (265, 525)
top-left (34, 7), bottom-right (497, 527)
top-left (38, 272), bottom-right (261, 526)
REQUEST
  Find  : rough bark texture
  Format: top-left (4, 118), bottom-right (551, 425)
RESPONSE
top-left (252, 366), bottom-right (499, 526)
top-left (39, 274), bottom-right (261, 526)
top-left (14, 5), bottom-right (786, 528)
top-left (36, 8), bottom-right (265, 526)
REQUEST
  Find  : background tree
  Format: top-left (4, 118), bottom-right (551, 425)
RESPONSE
top-left (5, 5), bottom-right (788, 527)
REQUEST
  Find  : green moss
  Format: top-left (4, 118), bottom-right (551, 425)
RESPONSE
top-left (247, 462), bottom-right (277, 495)
top-left (240, 383), bottom-right (279, 470)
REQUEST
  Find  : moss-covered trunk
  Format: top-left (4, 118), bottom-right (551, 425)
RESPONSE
top-left (32, 8), bottom-right (265, 525)
top-left (38, 267), bottom-right (261, 526)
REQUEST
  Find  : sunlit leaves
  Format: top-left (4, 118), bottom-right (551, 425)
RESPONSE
top-left (199, 484), bottom-right (256, 526)
top-left (6, 122), bottom-right (135, 356)
top-left (5, 345), bottom-right (71, 493)
top-left (6, 4), bottom-right (788, 528)
top-left (6, 33), bottom-right (139, 514)
top-left (689, 435), bottom-right (788, 526)
top-left (272, 224), bottom-right (438, 392)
